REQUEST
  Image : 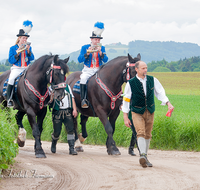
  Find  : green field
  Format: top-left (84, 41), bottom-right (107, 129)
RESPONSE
top-left (0, 72), bottom-right (200, 170)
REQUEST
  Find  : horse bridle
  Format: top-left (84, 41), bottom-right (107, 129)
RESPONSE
top-left (24, 61), bottom-right (67, 109)
top-left (123, 62), bottom-right (136, 81)
top-left (46, 62), bottom-right (67, 90)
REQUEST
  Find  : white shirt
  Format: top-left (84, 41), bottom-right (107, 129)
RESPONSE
top-left (49, 85), bottom-right (74, 109)
top-left (121, 75), bottom-right (169, 113)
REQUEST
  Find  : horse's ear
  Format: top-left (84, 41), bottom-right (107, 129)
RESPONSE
top-left (64, 56), bottom-right (70, 64)
top-left (128, 53), bottom-right (134, 62)
top-left (137, 53), bottom-right (141, 60)
top-left (53, 55), bottom-right (59, 64)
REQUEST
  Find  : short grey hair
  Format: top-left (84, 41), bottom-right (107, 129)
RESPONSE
top-left (135, 61), bottom-right (140, 69)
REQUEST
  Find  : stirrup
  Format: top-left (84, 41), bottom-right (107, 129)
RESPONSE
top-left (7, 100), bottom-right (13, 108)
top-left (81, 99), bottom-right (89, 108)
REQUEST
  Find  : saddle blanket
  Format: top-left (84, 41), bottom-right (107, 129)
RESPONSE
top-left (73, 80), bottom-right (81, 94)
top-left (3, 72), bottom-right (24, 98)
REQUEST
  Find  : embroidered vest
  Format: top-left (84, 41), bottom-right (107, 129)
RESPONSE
top-left (50, 85), bottom-right (73, 111)
top-left (129, 75), bottom-right (155, 114)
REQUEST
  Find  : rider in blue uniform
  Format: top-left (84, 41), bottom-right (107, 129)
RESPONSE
top-left (78, 22), bottom-right (108, 108)
top-left (7, 20), bottom-right (34, 107)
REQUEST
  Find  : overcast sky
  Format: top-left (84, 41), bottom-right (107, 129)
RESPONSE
top-left (0, 0), bottom-right (200, 61)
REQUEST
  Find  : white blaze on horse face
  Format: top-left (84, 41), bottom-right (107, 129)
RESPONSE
top-left (18, 128), bottom-right (27, 142)
top-left (61, 69), bottom-right (64, 75)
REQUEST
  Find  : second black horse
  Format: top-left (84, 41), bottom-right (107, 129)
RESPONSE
top-left (66, 54), bottom-right (140, 155)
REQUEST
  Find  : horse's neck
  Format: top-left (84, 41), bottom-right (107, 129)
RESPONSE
top-left (27, 67), bottom-right (48, 91)
top-left (99, 64), bottom-right (124, 92)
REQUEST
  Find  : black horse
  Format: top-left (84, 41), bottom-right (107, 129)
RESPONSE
top-left (0, 54), bottom-right (69, 158)
top-left (66, 54), bottom-right (140, 155)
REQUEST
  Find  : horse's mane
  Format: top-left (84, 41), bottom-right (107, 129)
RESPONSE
top-left (30, 54), bottom-right (53, 71)
top-left (99, 56), bottom-right (127, 71)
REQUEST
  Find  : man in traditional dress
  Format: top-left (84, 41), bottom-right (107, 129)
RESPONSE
top-left (121, 60), bottom-right (174, 168)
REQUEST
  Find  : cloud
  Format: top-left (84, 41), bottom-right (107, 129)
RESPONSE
top-left (0, 0), bottom-right (200, 60)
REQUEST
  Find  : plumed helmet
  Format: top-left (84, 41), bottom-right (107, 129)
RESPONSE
top-left (16, 20), bottom-right (33, 37)
top-left (90, 22), bottom-right (104, 39)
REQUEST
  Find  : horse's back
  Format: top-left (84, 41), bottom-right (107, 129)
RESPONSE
top-left (66, 71), bottom-right (82, 88)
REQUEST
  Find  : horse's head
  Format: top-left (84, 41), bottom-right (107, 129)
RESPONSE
top-left (123, 53), bottom-right (141, 82)
top-left (49, 55), bottom-right (70, 101)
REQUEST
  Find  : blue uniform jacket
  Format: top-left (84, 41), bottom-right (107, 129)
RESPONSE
top-left (78, 44), bottom-right (108, 67)
top-left (8, 44), bottom-right (34, 66)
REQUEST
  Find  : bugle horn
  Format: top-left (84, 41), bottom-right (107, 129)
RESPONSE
top-left (16, 42), bottom-right (31, 54)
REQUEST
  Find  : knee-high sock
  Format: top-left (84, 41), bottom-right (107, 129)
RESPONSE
top-left (137, 137), bottom-right (146, 154)
top-left (145, 139), bottom-right (151, 155)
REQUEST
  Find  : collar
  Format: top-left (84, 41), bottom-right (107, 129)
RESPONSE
top-left (136, 74), bottom-right (147, 82)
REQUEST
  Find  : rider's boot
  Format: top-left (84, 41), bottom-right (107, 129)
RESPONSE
top-left (80, 84), bottom-right (88, 108)
top-left (7, 84), bottom-right (14, 108)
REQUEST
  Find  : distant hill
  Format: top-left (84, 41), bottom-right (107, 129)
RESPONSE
top-left (1, 40), bottom-right (200, 67)
top-left (59, 41), bottom-right (200, 64)
top-left (128, 40), bottom-right (200, 63)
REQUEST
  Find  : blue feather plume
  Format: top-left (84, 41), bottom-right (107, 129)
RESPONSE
top-left (23, 20), bottom-right (33, 28)
top-left (22, 20), bottom-right (33, 34)
top-left (94, 22), bottom-right (104, 29)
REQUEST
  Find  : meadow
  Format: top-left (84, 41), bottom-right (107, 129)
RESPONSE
top-left (0, 72), bottom-right (200, 170)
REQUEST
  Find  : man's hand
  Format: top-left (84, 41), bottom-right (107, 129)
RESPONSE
top-left (167, 101), bottom-right (174, 111)
top-left (73, 109), bottom-right (78, 118)
top-left (123, 112), bottom-right (131, 128)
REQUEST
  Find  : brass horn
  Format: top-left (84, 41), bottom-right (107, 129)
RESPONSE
top-left (16, 42), bottom-right (31, 54)
top-left (87, 43), bottom-right (102, 53)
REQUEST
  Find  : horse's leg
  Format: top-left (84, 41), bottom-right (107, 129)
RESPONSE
top-left (97, 108), bottom-right (120, 155)
top-left (26, 109), bottom-right (46, 158)
top-left (72, 115), bottom-right (83, 152)
top-left (37, 108), bottom-right (47, 137)
top-left (80, 114), bottom-right (88, 139)
top-left (15, 111), bottom-right (26, 147)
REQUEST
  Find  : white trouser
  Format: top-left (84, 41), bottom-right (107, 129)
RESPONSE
top-left (80, 66), bottom-right (99, 84)
top-left (8, 66), bottom-right (26, 85)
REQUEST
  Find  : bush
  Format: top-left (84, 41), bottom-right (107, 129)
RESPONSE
top-left (0, 108), bottom-right (18, 171)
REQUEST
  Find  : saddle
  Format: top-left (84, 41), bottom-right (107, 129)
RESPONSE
top-left (2, 71), bottom-right (25, 108)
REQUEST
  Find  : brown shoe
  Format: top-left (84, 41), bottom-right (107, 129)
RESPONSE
top-left (139, 153), bottom-right (147, 168)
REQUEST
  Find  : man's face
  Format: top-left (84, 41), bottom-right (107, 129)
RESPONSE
top-left (136, 61), bottom-right (147, 78)
top-left (91, 38), bottom-right (101, 46)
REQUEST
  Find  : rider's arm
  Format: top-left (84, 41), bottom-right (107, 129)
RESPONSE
top-left (78, 45), bottom-right (89, 63)
top-left (100, 46), bottom-right (108, 63)
top-left (8, 45), bottom-right (19, 65)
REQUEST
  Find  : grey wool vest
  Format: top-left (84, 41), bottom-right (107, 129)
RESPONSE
top-left (129, 75), bottom-right (155, 114)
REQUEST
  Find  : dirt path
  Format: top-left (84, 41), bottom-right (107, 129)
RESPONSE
top-left (1, 140), bottom-right (200, 190)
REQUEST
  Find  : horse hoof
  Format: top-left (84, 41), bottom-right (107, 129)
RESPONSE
top-left (108, 150), bottom-right (121, 156)
top-left (17, 139), bottom-right (25, 147)
top-left (36, 154), bottom-right (46, 158)
top-left (75, 146), bottom-right (84, 152)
